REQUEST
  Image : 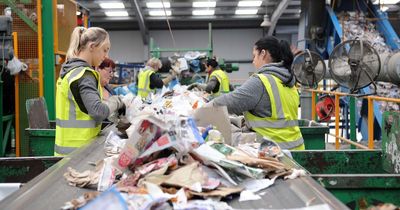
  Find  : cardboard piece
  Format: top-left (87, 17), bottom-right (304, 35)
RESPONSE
top-left (26, 97), bottom-right (50, 129)
top-left (192, 106), bottom-right (232, 145)
top-left (163, 162), bottom-right (207, 192)
top-left (189, 187), bottom-right (243, 198)
top-left (142, 162), bottom-right (208, 192)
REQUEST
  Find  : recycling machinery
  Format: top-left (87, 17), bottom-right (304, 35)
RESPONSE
top-left (291, 0), bottom-right (400, 208)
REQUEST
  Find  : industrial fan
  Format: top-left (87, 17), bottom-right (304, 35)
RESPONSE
top-left (328, 39), bottom-right (381, 93)
top-left (292, 49), bottom-right (326, 88)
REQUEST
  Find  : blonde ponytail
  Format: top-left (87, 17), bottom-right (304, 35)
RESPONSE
top-left (66, 27), bottom-right (86, 61)
top-left (66, 26), bottom-right (109, 61)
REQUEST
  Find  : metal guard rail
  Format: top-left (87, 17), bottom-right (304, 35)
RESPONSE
top-left (305, 89), bottom-right (400, 150)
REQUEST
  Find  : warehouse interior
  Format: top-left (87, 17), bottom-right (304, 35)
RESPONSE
top-left (0, 0), bottom-right (400, 209)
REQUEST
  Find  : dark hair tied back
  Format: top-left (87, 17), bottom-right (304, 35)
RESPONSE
top-left (206, 58), bottom-right (218, 68)
top-left (254, 36), bottom-right (293, 70)
top-left (278, 40), bottom-right (294, 70)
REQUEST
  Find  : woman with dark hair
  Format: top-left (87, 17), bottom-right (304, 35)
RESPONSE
top-left (207, 36), bottom-right (304, 150)
top-left (96, 58), bottom-right (116, 100)
top-left (188, 57), bottom-right (233, 97)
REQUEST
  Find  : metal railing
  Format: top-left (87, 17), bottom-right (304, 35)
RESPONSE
top-left (305, 89), bottom-right (400, 150)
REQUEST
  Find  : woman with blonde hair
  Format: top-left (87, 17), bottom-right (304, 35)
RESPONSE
top-left (55, 27), bottom-right (124, 156)
top-left (137, 57), bottom-right (177, 98)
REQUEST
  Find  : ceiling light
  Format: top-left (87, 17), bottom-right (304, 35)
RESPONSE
top-left (373, 0), bottom-right (400, 4)
top-left (105, 11), bottom-right (128, 16)
top-left (235, 9), bottom-right (258, 15)
top-left (146, 2), bottom-right (171, 8)
top-left (192, 9), bottom-right (215, 15)
top-left (260, 14), bottom-right (271, 27)
top-left (193, 1), bottom-right (216, 7)
top-left (238, 1), bottom-right (262, 7)
top-left (99, 2), bottom-right (125, 9)
top-left (149, 10), bottom-right (172, 16)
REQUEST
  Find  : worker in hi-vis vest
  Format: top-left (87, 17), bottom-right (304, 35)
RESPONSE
top-left (55, 27), bottom-right (125, 156)
top-left (137, 57), bottom-right (178, 99)
top-left (205, 37), bottom-right (304, 150)
top-left (188, 58), bottom-right (233, 97)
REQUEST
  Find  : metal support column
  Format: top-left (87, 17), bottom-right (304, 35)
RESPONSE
top-left (350, 97), bottom-right (356, 149)
top-left (0, 79), bottom-right (3, 154)
top-left (131, 0), bottom-right (149, 45)
top-left (41, 0), bottom-right (56, 120)
top-left (208, 23), bottom-right (213, 58)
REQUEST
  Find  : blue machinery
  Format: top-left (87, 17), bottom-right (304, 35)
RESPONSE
top-left (299, 0), bottom-right (400, 141)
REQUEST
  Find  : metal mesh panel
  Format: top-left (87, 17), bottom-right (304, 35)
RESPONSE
top-left (55, 0), bottom-right (76, 53)
top-left (1, 1), bottom-right (40, 156)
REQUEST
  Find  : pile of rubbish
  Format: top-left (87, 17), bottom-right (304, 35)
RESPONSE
top-left (61, 86), bottom-right (305, 210)
top-left (338, 11), bottom-right (391, 54)
top-left (375, 82), bottom-right (400, 112)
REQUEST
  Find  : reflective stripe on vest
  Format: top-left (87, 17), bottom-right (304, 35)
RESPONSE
top-left (56, 86), bottom-right (101, 129)
top-left (244, 73), bottom-right (303, 150)
top-left (54, 144), bottom-right (76, 155)
top-left (56, 118), bottom-right (100, 128)
top-left (55, 66), bottom-right (102, 156)
top-left (264, 74), bottom-right (284, 118)
top-left (138, 69), bottom-right (155, 98)
top-left (247, 119), bottom-right (298, 128)
top-left (209, 69), bottom-right (230, 96)
top-left (277, 136), bottom-right (304, 150)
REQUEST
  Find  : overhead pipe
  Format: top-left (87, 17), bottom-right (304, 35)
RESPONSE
top-left (376, 52), bottom-right (400, 84)
top-left (131, 0), bottom-right (149, 45)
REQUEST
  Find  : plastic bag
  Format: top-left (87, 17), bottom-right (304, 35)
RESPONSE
top-left (113, 115), bottom-right (170, 172)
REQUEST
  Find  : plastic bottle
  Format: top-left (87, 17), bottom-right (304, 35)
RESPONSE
top-left (201, 125), bottom-right (214, 140)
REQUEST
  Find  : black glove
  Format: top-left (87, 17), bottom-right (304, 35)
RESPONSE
top-left (187, 83), bottom-right (198, 90)
top-left (117, 104), bottom-right (126, 116)
top-left (162, 90), bottom-right (175, 98)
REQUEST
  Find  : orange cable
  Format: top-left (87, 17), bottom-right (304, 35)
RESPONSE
top-left (12, 32), bottom-right (20, 157)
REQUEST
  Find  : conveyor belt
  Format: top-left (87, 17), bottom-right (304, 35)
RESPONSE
top-left (0, 126), bottom-right (349, 210)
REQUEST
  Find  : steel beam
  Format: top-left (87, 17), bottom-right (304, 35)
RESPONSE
top-left (130, 0), bottom-right (149, 45)
top-left (268, 0), bottom-right (292, 36)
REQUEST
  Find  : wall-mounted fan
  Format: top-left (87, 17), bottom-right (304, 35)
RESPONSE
top-left (292, 49), bottom-right (326, 88)
top-left (329, 39), bottom-right (381, 93)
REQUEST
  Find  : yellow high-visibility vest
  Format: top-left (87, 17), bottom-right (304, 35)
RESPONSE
top-left (209, 69), bottom-right (230, 97)
top-left (55, 67), bottom-right (103, 156)
top-left (244, 74), bottom-right (304, 150)
top-left (137, 69), bottom-right (155, 98)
